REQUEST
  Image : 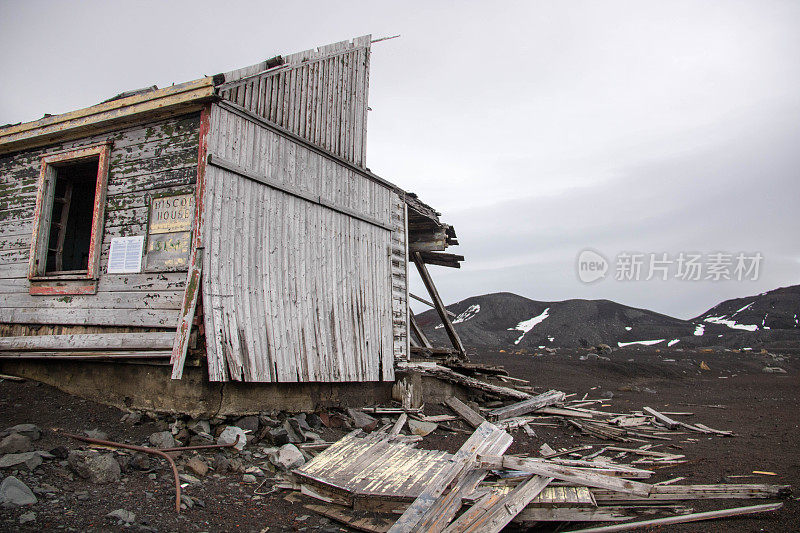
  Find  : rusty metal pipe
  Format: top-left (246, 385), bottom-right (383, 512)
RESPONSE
top-left (57, 431), bottom-right (182, 513)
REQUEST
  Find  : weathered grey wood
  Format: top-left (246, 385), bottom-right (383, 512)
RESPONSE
top-left (443, 475), bottom-right (552, 533)
top-left (561, 502), bottom-right (783, 533)
top-left (219, 36), bottom-right (370, 168)
top-left (409, 364), bottom-right (531, 400)
top-left (489, 390), bottom-right (567, 421)
top-left (207, 153), bottom-right (393, 231)
top-left (170, 248), bottom-right (202, 379)
top-left (411, 252), bottom-right (465, 358)
top-left (411, 425), bottom-right (512, 532)
top-left (202, 104), bottom-right (395, 383)
top-left (0, 332), bottom-right (175, 351)
top-left (444, 396), bottom-right (487, 429)
top-left (0, 350), bottom-right (171, 360)
top-left (515, 505), bottom-right (689, 523)
top-left (0, 114), bottom-right (199, 330)
top-left (408, 311), bottom-right (433, 349)
top-left (480, 455), bottom-right (653, 497)
top-left (387, 422), bottom-right (508, 533)
top-left (643, 407), bottom-right (679, 429)
top-left (591, 483), bottom-right (791, 503)
top-left (409, 292), bottom-right (456, 317)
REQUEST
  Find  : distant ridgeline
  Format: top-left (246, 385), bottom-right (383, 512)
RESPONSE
top-left (417, 286), bottom-right (800, 351)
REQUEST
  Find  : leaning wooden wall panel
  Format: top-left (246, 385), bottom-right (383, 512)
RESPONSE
top-left (391, 192), bottom-right (408, 365)
top-left (218, 36), bottom-right (371, 168)
top-left (0, 114), bottom-right (200, 329)
top-left (203, 104), bottom-right (394, 382)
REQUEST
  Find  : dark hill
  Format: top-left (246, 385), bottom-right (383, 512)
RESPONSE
top-left (416, 285), bottom-right (800, 351)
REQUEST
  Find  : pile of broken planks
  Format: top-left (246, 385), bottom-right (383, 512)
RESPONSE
top-left (283, 363), bottom-right (790, 531)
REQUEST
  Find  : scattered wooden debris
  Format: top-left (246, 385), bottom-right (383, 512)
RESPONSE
top-left (488, 390), bottom-right (566, 420)
top-left (444, 396), bottom-right (486, 428)
top-left (289, 364), bottom-right (789, 530)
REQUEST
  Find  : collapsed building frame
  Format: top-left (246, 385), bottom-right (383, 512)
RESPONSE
top-left (0, 36), bottom-right (465, 412)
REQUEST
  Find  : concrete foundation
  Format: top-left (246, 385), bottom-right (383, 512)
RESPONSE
top-left (0, 360), bottom-right (394, 417)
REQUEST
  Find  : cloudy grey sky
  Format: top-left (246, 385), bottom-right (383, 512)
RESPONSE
top-left (2, 1), bottom-right (798, 318)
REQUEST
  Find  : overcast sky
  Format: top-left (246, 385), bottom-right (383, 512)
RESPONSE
top-left (2, 1), bottom-right (798, 319)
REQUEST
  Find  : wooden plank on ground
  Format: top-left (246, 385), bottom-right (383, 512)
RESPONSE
top-left (480, 456), bottom-right (652, 497)
top-left (411, 424), bottom-right (512, 532)
top-left (643, 407), bottom-right (678, 429)
top-left (386, 422), bottom-right (508, 533)
top-left (489, 390), bottom-right (566, 421)
top-left (443, 475), bottom-right (552, 533)
top-left (444, 396), bottom-right (486, 429)
top-left (561, 502), bottom-right (783, 533)
top-left (591, 484), bottom-right (791, 503)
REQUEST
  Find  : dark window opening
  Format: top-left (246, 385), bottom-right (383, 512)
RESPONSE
top-left (45, 160), bottom-right (98, 274)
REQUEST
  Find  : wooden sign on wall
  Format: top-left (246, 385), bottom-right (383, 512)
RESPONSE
top-left (145, 193), bottom-right (194, 271)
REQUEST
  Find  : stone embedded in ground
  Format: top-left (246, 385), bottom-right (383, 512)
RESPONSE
top-left (188, 419), bottom-right (211, 435)
top-left (120, 412), bottom-right (143, 425)
top-left (186, 455), bottom-right (209, 477)
top-left (74, 491), bottom-right (90, 501)
top-left (130, 452), bottom-right (152, 471)
top-left (189, 433), bottom-right (215, 446)
top-left (179, 473), bottom-right (201, 484)
top-left (0, 433), bottom-right (33, 454)
top-left (408, 419), bottom-right (438, 436)
top-left (763, 366), bottom-right (787, 374)
top-left (148, 431), bottom-right (176, 449)
top-left (106, 509), bottom-right (136, 524)
top-left (266, 427), bottom-right (290, 446)
top-left (49, 446), bottom-right (69, 460)
top-left (268, 443), bottom-right (305, 471)
top-left (67, 451), bottom-right (121, 483)
top-left (306, 413), bottom-right (323, 429)
top-left (0, 424), bottom-right (41, 441)
top-left (0, 476), bottom-right (38, 506)
top-left (83, 429), bottom-right (108, 441)
top-left (213, 453), bottom-right (231, 473)
top-left (347, 409), bottom-right (378, 431)
top-left (0, 451), bottom-right (42, 471)
top-left (242, 474), bottom-right (257, 483)
top-left (217, 426), bottom-right (247, 450)
top-left (19, 511), bottom-right (36, 524)
top-left (235, 416), bottom-right (260, 434)
top-left (285, 418), bottom-right (307, 442)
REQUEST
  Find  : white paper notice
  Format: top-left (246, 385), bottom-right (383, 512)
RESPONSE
top-left (107, 236), bottom-right (145, 274)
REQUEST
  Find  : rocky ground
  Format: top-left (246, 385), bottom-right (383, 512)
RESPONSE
top-left (0, 345), bottom-right (798, 532)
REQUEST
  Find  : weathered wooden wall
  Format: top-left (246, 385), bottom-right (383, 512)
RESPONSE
top-left (0, 114), bottom-right (200, 330)
top-left (218, 36), bottom-right (370, 168)
top-left (202, 103), bottom-right (399, 382)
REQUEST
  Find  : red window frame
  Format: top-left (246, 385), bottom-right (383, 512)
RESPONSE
top-left (28, 143), bottom-right (111, 287)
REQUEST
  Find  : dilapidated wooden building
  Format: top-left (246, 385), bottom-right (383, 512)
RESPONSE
top-left (0, 36), bottom-right (464, 408)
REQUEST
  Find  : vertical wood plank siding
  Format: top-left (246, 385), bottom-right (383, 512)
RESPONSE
top-left (218, 36), bottom-right (370, 168)
top-left (202, 104), bottom-right (399, 382)
top-left (0, 114), bottom-right (200, 328)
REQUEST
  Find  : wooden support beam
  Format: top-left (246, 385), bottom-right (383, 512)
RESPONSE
top-left (409, 311), bottom-right (433, 349)
top-left (409, 293), bottom-right (456, 318)
top-left (412, 252), bottom-right (466, 359)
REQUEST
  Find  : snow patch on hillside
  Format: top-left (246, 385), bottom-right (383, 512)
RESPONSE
top-left (508, 308), bottom-right (550, 345)
top-left (694, 324), bottom-right (705, 336)
top-left (704, 315), bottom-right (758, 331)
top-left (617, 339), bottom-right (665, 347)
top-left (435, 304), bottom-right (481, 329)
